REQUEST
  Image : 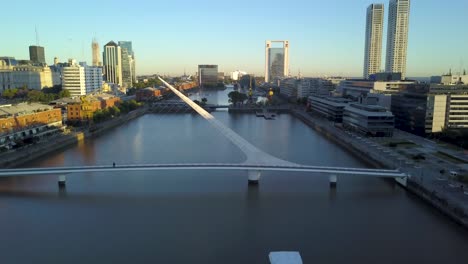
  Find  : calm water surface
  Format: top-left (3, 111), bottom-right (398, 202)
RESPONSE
top-left (1, 88), bottom-right (467, 263)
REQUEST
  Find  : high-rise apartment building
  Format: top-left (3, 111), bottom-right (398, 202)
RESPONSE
top-left (80, 62), bottom-right (103, 94)
top-left (385, 0), bottom-right (411, 80)
top-left (62, 60), bottom-right (86, 97)
top-left (103, 41), bottom-right (122, 86)
top-left (363, 4), bottom-right (384, 79)
top-left (265, 40), bottom-right (289, 83)
top-left (29, 45), bottom-right (46, 64)
top-left (92, 39), bottom-right (101, 66)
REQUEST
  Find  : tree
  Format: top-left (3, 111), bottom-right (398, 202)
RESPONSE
top-left (58, 89), bottom-right (71, 98)
top-left (228, 91), bottom-right (248, 106)
top-left (201, 98), bottom-right (208, 106)
top-left (2, 89), bottom-right (17, 99)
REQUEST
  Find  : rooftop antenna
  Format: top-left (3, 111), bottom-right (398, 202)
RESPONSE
top-left (35, 26), bottom-right (40, 46)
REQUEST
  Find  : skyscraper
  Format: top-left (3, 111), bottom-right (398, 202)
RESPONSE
top-left (198, 65), bottom-right (218, 87)
top-left (363, 4), bottom-right (384, 79)
top-left (29, 45), bottom-right (46, 64)
top-left (103, 41), bottom-right (122, 86)
top-left (119, 41), bottom-right (136, 85)
top-left (265, 40), bottom-right (289, 83)
top-left (385, 0), bottom-right (411, 79)
top-left (92, 39), bottom-right (101, 66)
top-left (120, 47), bottom-right (133, 88)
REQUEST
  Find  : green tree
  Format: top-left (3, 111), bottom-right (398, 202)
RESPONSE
top-left (228, 91), bottom-right (248, 106)
top-left (58, 89), bottom-right (71, 98)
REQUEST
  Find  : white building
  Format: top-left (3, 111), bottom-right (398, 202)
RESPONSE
top-left (103, 41), bottom-right (122, 86)
top-left (265, 40), bottom-right (289, 83)
top-left (12, 65), bottom-right (53, 90)
top-left (426, 85), bottom-right (468, 133)
top-left (385, 0), bottom-right (411, 79)
top-left (80, 62), bottom-right (103, 94)
top-left (440, 73), bottom-right (468, 85)
top-left (231, 70), bottom-right (247, 81)
top-left (364, 4), bottom-right (384, 79)
top-left (62, 60), bottom-right (86, 97)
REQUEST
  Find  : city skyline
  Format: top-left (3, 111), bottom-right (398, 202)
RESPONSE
top-left (2, 0), bottom-right (468, 77)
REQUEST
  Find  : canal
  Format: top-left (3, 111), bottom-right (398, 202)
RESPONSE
top-left (1, 87), bottom-right (467, 263)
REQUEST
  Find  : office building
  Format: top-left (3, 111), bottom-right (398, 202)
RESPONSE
top-left (29, 45), bottom-right (46, 65)
top-left (12, 65), bottom-right (53, 90)
top-left (298, 78), bottom-right (335, 99)
top-left (279, 78), bottom-right (299, 98)
top-left (308, 96), bottom-right (351, 122)
top-left (120, 48), bottom-right (133, 88)
top-left (0, 57), bottom-right (17, 92)
top-left (119, 41), bottom-right (136, 83)
top-left (390, 83), bottom-right (429, 135)
top-left (80, 62), bottom-right (103, 94)
top-left (391, 84), bottom-right (468, 135)
top-left (339, 79), bottom-right (415, 99)
top-left (103, 41), bottom-right (122, 86)
top-left (363, 4), bottom-right (384, 79)
top-left (265, 40), bottom-right (289, 82)
top-left (385, 0), bottom-right (411, 79)
top-left (343, 96), bottom-right (394, 137)
top-left (198, 65), bottom-right (218, 87)
top-left (92, 39), bottom-right (101, 66)
top-left (62, 60), bottom-right (86, 96)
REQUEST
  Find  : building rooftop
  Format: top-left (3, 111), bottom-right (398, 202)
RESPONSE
top-left (346, 103), bottom-right (393, 117)
top-left (0, 103), bottom-right (54, 118)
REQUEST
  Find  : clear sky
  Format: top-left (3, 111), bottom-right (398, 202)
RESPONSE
top-left (2, 0), bottom-right (467, 77)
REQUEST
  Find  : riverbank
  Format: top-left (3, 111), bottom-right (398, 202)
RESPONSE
top-left (290, 108), bottom-right (468, 229)
top-left (0, 107), bottom-right (148, 168)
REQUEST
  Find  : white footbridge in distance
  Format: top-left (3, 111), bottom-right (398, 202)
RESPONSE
top-left (0, 77), bottom-right (408, 184)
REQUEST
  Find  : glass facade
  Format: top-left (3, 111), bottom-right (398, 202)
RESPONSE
top-left (268, 48), bottom-right (285, 81)
top-left (198, 65), bottom-right (218, 87)
top-left (29, 46), bottom-right (46, 65)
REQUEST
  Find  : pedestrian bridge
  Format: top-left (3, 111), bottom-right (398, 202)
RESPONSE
top-left (0, 77), bottom-right (409, 185)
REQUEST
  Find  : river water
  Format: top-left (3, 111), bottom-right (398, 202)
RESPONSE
top-left (1, 87), bottom-right (467, 263)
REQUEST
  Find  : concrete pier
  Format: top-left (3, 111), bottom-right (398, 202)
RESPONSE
top-left (329, 174), bottom-right (337, 188)
top-left (248, 170), bottom-right (262, 185)
top-left (58, 175), bottom-right (66, 188)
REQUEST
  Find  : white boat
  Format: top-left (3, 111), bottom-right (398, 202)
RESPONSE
top-left (269, 252), bottom-right (303, 264)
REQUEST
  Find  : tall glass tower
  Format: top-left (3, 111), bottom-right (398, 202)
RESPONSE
top-left (385, 0), bottom-right (411, 80)
top-left (265, 40), bottom-right (289, 83)
top-left (363, 4), bottom-right (384, 79)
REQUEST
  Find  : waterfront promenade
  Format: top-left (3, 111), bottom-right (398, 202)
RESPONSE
top-left (291, 108), bottom-right (468, 227)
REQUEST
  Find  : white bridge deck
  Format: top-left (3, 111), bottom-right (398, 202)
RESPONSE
top-left (0, 164), bottom-right (407, 178)
top-left (0, 77), bottom-right (408, 180)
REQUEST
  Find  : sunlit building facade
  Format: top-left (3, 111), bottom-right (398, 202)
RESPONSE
top-left (103, 41), bottom-right (122, 86)
top-left (385, 0), bottom-right (411, 79)
top-left (364, 4), bottom-right (384, 79)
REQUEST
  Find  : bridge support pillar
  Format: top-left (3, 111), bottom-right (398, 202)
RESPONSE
top-left (58, 175), bottom-right (66, 188)
top-left (329, 174), bottom-right (337, 188)
top-left (248, 170), bottom-right (262, 185)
